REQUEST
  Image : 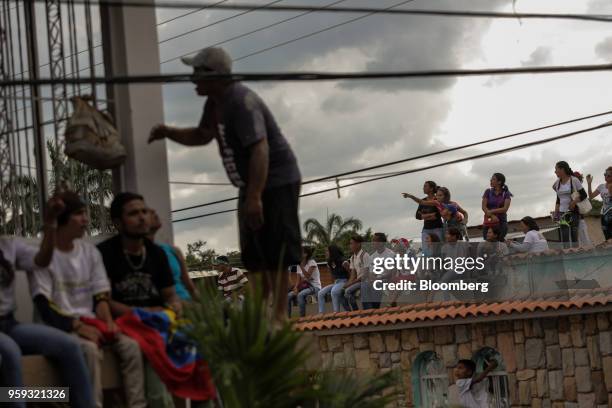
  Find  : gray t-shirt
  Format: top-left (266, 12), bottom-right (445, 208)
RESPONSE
top-left (199, 83), bottom-right (301, 189)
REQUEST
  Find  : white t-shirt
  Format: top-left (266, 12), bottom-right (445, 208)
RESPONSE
top-left (349, 249), bottom-right (371, 280)
top-left (455, 378), bottom-right (489, 408)
top-left (554, 177), bottom-right (583, 213)
top-left (597, 183), bottom-right (611, 214)
top-left (510, 230), bottom-right (549, 254)
top-left (30, 240), bottom-right (110, 318)
top-left (0, 237), bottom-right (38, 316)
top-left (297, 259), bottom-right (321, 289)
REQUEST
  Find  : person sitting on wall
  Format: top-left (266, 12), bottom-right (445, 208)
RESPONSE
top-left (0, 196), bottom-right (95, 408)
top-left (147, 209), bottom-right (198, 301)
top-left (287, 246), bottom-right (320, 318)
top-left (97, 192), bottom-right (182, 408)
top-left (31, 191), bottom-right (146, 408)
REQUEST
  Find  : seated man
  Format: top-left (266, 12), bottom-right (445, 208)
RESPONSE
top-left (215, 256), bottom-right (248, 301)
top-left (97, 192), bottom-right (182, 408)
top-left (31, 191), bottom-right (146, 408)
top-left (344, 235), bottom-right (370, 311)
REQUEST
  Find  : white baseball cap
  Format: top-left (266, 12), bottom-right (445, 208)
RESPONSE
top-left (181, 47), bottom-right (233, 74)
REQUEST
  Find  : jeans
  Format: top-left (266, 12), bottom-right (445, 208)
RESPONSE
top-left (344, 282), bottom-right (361, 311)
top-left (288, 286), bottom-right (318, 317)
top-left (318, 279), bottom-right (348, 313)
top-left (0, 319), bottom-right (94, 408)
top-left (482, 221), bottom-right (508, 241)
top-left (361, 280), bottom-right (383, 310)
top-left (422, 228), bottom-right (444, 256)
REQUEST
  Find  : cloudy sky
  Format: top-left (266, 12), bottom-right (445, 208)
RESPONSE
top-left (153, 0), bottom-right (612, 253)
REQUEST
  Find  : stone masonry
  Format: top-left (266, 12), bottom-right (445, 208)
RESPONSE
top-left (313, 312), bottom-right (612, 407)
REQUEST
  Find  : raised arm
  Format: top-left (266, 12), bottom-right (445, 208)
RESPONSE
top-left (402, 193), bottom-right (426, 205)
top-left (34, 196), bottom-right (66, 267)
top-left (586, 174), bottom-right (600, 200)
top-left (472, 359), bottom-right (498, 384)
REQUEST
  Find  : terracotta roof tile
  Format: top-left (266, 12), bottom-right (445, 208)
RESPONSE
top-left (294, 287), bottom-right (612, 332)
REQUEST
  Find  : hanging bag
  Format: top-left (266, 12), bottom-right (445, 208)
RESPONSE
top-left (569, 177), bottom-right (592, 215)
top-left (64, 96), bottom-right (126, 169)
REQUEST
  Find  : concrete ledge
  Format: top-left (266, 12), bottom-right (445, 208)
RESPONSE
top-left (22, 348), bottom-right (121, 389)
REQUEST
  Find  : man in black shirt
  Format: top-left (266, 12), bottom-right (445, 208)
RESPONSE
top-left (97, 192), bottom-right (181, 408)
top-left (98, 192), bottom-right (181, 314)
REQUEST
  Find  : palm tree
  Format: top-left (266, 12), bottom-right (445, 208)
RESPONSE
top-left (186, 278), bottom-right (399, 407)
top-left (303, 213), bottom-right (363, 247)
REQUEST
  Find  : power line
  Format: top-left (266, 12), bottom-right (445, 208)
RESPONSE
top-left (4, 63), bottom-right (612, 87)
top-left (160, 0), bottom-right (351, 64)
top-left (171, 120), bottom-right (612, 223)
top-left (8, 0), bottom-right (231, 81)
top-left (170, 108), bottom-right (612, 213)
top-left (158, 0), bottom-right (284, 45)
top-left (232, 0), bottom-right (413, 62)
top-left (25, 1), bottom-right (612, 23)
top-left (157, 0), bottom-right (229, 26)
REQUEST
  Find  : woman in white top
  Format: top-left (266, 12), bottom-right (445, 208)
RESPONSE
top-left (552, 161), bottom-right (587, 247)
top-left (287, 246), bottom-right (321, 318)
top-left (586, 166), bottom-right (612, 241)
top-left (507, 216), bottom-right (549, 254)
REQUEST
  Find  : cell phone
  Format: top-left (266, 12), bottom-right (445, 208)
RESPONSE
top-left (289, 265), bottom-right (298, 273)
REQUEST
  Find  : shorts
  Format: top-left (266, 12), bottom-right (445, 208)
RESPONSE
top-left (238, 182), bottom-right (302, 272)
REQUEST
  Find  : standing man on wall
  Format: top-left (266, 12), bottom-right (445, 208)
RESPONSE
top-left (149, 47), bottom-right (302, 321)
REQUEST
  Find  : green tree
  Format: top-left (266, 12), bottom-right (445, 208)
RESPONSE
top-left (1, 174), bottom-right (41, 236)
top-left (185, 240), bottom-right (218, 270)
top-left (186, 279), bottom-right (399, 407)
top-left (303, 213), bottom-right (362, 247)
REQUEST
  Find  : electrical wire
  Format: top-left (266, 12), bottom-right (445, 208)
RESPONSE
top-left (160, 0), bottom-right (351, 64)
top-left (171, 120), bottom-right (612, 223)
top-left (3, 63), bottom-right (612, 87)
top-left (157, 0), bottom-right (229, 25)
top-left (232, 0), bottom-right (414, 62)
top-left (170, 108), bottom-right (612, 213)
top-left (24, 1), bottom-right (612, 23)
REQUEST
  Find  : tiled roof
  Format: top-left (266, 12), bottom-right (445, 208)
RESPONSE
top-left (294, 287), bottom-right (612, 332)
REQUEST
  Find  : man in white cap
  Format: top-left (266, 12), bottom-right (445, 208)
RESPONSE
top-left (149, 47), bottom-right (302, 321)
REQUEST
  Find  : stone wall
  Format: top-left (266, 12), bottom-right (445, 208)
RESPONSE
top-left (313, 312), bottom-right (612, 407)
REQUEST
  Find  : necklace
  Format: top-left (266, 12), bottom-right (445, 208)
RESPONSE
top-left (124, 246), bottom-right (147, 270)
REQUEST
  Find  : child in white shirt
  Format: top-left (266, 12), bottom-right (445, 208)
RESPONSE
top-left (451, 358), bottom-right (498, 408)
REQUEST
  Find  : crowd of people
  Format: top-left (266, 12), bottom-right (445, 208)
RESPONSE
top-left (288, 162), bottom-right (612, 317)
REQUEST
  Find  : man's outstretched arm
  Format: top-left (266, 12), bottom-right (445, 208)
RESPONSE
top-left (149, 125), bottom-right (215, 146)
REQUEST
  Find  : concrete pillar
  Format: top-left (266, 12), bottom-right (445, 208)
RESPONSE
top-left (100, 1), bottom-right (174, 243)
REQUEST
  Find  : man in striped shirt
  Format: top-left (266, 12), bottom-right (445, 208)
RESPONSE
top-left (215, 256), bottom-right (248, 300)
